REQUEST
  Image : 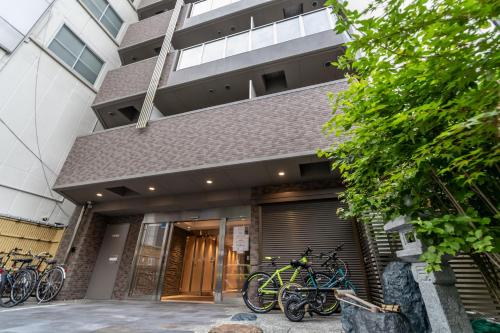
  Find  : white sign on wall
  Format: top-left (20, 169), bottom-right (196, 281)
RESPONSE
top-left (233, 226), bottom-right (249, 253)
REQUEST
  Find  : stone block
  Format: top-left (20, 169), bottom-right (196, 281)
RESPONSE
top-left (383, 261), bottom-right (430, 333)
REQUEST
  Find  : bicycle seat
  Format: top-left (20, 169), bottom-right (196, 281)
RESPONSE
top-left (290, 260), bottom-right (309, 269)
top-left (13, 258), bottom-right (32, 264)
top-left (46, 259), bottom-right (57, 265)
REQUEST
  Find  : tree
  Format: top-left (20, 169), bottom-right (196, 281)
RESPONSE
top-left (320, 0), bottom-right (500, 278)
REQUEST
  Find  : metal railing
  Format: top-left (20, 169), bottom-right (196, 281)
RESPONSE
top-left (177, 7), bottom-right (335, 70)
top-left (190, 0), bottom-right (240, 17)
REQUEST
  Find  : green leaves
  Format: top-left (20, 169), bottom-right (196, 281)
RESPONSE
top-left (321, 0), bottom-right (500, 271)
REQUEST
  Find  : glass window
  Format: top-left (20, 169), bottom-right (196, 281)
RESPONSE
top-left (303, 10), bottom-right (331, 35)
top-left (81, 0), bottom-right (123, 37)
top-left (178, 45), bottom-right (203, 69)
top-left (74, 48), bottom-right (104, 83)
top-left (226, 31), bottom-right (249, 57)
top-left (223, 219), bottom-right (251, 294)
top-left (48, 25), bottom-right (104, 84)
top-left (251, 25), bottom-right (274, 50)
top-left (276, 17), bottom-right (301, 43)
top-left (202, 39), bottom-right (224, 63)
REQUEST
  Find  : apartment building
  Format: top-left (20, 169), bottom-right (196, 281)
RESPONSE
top-left (0, 0), bottom-right (137, 228)
top-left (50, 0), bottom-right (499, 314)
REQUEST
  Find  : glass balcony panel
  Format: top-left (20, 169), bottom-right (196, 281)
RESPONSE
top-left (178, 45), bottom-right (203, 69)
top-left (191, 0), bottom-right (212, 17)
top-left (202, 39), bottom-right (225, 63)
top-left (251, 25), bottom-right (274, 50)
top-left (303, 9), bottom-right (331, 35)
top-left (225, 31), bottom-right (249, 57)
top-left (276, 17), bottom-right (301, 43)
top-left (212, 0), bottom-right (231, 10)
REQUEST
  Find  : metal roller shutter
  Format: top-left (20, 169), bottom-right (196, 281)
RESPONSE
top-left (261, 199), bottom-right (369, 299)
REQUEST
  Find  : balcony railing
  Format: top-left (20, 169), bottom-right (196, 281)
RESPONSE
top-left (177, 7), bottom-right (336, 70)
top-left (190, 0), bottom-right (240, 17)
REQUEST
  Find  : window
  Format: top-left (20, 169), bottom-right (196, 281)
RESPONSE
top-left (81, 0), bottom-right (123, 37)
top-left (0, 0), bottom-right (54, 53)
top-left (48, 25), bottom-right (104, 84)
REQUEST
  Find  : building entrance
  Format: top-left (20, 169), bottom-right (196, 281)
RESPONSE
top-left (162, 220), bottom-right (219, 302)
top-left (127, 208), bottom-right (251, 303)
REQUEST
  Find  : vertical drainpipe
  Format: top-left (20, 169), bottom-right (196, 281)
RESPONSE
top-left (62, 202), bottom-right (90, 265)
top-left (136, 0), bottom-right (184, 128)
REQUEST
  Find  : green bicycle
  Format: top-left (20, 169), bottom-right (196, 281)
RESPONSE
top-left (241, 247), bottom-right (314, 313)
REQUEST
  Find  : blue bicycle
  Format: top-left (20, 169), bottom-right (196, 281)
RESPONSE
top-left (310, 243), bottom-right (356, 315)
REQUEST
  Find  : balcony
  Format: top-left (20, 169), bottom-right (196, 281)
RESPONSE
top-left (156, 7), bottom-right (347, 115)
top-left (174, 0), bottom-right (327, 49)
top-left (92, 6), bottom-right (345, 129)
top-left (177, 7), bottom-right (336, 70)
top-left (118, 10), bottom-right (173, 65)
top-left (54, 80), bottom-right (348, 205)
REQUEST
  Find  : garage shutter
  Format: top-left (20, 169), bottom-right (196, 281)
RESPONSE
top-left (261, 199), bottom-right (368, 299)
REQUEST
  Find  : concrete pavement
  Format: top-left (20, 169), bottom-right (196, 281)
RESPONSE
top-left (0, 300), bottom-right (343, 333)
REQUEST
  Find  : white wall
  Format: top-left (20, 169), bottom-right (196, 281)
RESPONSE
top-left (0, 0), bottom-right (138, 225)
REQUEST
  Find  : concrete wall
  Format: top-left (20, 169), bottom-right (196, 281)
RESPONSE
top-left (0, 0), bottom-right (137, 226)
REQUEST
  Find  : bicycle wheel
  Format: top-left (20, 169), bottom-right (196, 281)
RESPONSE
top-left (242, 271), bottom-right (278, 313)
top-left (284, 295), bottom-right (305, 322)
top-left (313, 272), bottom-right (340, 315)
top-left (36, 267), bottom-right (65, 303)
top-left (278, 282), bottom-right (302, 312)
top-left (10, 269), bottom-right (35, 305)
top-left (0, 274), bottom-right (15, 308)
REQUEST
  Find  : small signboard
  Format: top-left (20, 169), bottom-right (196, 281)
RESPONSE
top-left (233, 226), bottom-right (249, 253)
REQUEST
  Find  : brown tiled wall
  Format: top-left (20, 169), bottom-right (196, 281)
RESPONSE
top-left (57, 212), bottom-right (143, 300)
top-left (111, 216), bottom-right (143, 299)
top-left (54, 206), bottom-right (84, 263)
top-left (56, 80), bottom-right (348, 187)
top-left (58, 213), bottom-right (108, 300)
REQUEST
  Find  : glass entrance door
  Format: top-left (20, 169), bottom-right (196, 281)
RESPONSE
top-left (128, 222), bottom-right (169, 299)
top-left (161, 220), bottom-right (220, 302)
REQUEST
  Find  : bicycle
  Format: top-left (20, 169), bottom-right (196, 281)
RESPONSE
top-left (35, 255), bottom-right (66, 303)
top-left (278, 244), bottom-right (354, 316)
top-left (0, 248), bottom-right (36, 307)
top-left (241, 247), bottom-right (315, 313)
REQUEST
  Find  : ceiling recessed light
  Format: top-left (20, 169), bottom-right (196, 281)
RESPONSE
top-left (278, 171), bottom-right (285, 176)
top-left (96, 193), bottom-right (103, 197)
top-left (148, 186), bottom-right (156, 191)
top-left (206, 179), bottom-right (213, 184)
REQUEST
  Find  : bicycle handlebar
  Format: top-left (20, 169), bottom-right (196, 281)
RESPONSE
top-left (319, 243), bottom-right (345, 267)
top-left (301, 247), bottom-right (313, 257)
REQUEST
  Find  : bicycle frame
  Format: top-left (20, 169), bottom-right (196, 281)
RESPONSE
top-left (258, 256), bottom-right (315, 295)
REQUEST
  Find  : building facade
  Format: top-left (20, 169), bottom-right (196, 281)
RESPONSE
top-left (0, 0), bottom-right (137, 228)
top-left (50, 0), bottom-right (499, 315)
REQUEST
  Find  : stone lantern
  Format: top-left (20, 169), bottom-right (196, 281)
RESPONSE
top-left (384, 216), bottom-right (473, 333)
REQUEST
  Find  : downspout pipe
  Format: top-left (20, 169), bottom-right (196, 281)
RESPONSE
top-left (62, 201), bottom-right (90, 265)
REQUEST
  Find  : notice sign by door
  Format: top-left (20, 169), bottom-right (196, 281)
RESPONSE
top-left (233, 226), bottom-right (249, 253)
